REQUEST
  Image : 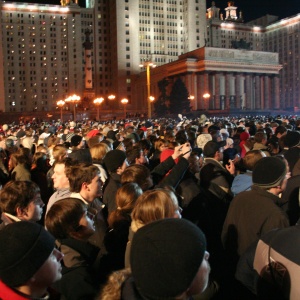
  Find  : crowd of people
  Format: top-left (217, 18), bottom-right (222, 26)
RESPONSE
top-left (0, 114), bottom-right (299, 299)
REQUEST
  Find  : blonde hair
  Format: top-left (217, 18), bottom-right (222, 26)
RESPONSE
top-left (97, 269), bottom-right (131, 300)
top-left (90, 142), bottom-right (110, 161)
top-left (52, 145), bottom-right (68, 162)
top-left (154, 139), bottom-right (167, 151)
top-left (131, 188), bottom-right (178, 227)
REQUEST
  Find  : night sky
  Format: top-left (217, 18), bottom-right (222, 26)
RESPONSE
top-left (8, 0), bottom-right (300, 22)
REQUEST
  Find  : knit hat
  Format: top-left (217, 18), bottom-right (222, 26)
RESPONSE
top-left (252, 157), bottom-right (287, 189)
top-left (66, 132), bottom-right (75, 142)
top-left (103, 149), bottom-right (126, 172)
top-left (131, 219), bottom-right (206, 299)
top-left (0, 221), bottom-right (55, 287)
top-left (284, 130), bottom-right (300, 148)
top-left (70, 134), bottom-right (83, 147)
top-left (113, 140), bottom-right (123, 150)
top-left (203, 140), bottom-right (226, 157)
top-left (240, 131), bottom-right (250, 141)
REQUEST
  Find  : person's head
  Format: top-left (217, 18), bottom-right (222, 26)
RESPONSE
top-left (203, 140), bottom-right (226, 160)
top-left (90, 142), bottom-right (110, 162)
top-left (0, 221), bottom-right (62, 294)
top-left (0, 181), bottom-right (44, 222)
top-left (70, 134), bottom-right (84, 149)
top-left (87, 134), bottom-right (104, 148)
top-left (283, 130), bottom-right (300, 148)
top-left (52, 144), bottom-right (68, 162)
top-left (252, 156), bottom-right (288, 194)
top-left (107, 183), bottom-right (143, 228)
top-left (32, 152), bottom-right (48, 172)
top-left (121, 164), bottom-right (153, 191)
top-left (67, 163), bottom-right (102, 202)
top-left (175, 129), bottom-right (188, 144)
top-left (131, 188), bottom-right (181, 229)
top-left (51, 158), bottom-right (74, 190)
top-left (154, 139), bottom-right (167, 152)
top-left (188, 152), bottom-right (203, 174)
top-left (112, 140), bottom-right (126, 151)
top-left (46, 198), bottom-right (95, 241)
top-left (13, 147), bottom-right (32, 167)
top-left (254, 131), bottom-right (268, 145)
top-left (130, 218), bottom-right (209, 299)
top-left (274, 125), bottom-right (287, 138)
top-left (126, 145), bottom-right (148, 165)
top-left (103, 149), bottom-right (127, 174)
top-left (242, 150), bottom-right (266, 171)
top-left (36, 144), bottom-right (48, 155)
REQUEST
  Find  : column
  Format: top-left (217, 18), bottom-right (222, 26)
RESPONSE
top-left (229, 74), bottom-right (236, 109)
top-left (220, 74), bottom-right (225, 110)
top-left (255, 75), bottom-right (261, 109)
top-left (225, 73), bottom-right (231, 109)
top-left (236, 74), bottom-right (241, 109)
top-left (245, 74), bottom-right (252, 110)
top-left (260, 76), bottom-right (264, 110)
top-left (273, 76), bottom-right (280, 109)
top-left (203, 73), bottom-right (209, 110)
top-left (264, 75), bottom-right (271, 110)
top-left (215, 73), bottom-right (220, 109)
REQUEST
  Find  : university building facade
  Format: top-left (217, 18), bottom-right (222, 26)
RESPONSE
top-left (0, 0), bottom-right (298, 115)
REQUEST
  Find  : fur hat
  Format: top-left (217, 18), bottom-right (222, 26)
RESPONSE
top-left (103, 149), bottom-right (126, 172)
top-left (0, 222), bottom-right (55, 287)
top-left (203, 140), bottom-right (226, 158)
top-left (252, 157), bottom-right (287, 189)
top-left (196, 134), bottom-right (212, 149)
top-left (70, 134), bottom-right (83, 147)
top-left (131, 219), bottom-right (207, 299)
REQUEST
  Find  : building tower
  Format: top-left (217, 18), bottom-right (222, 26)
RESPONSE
top-left (82, 28), bottom-right (95, 101)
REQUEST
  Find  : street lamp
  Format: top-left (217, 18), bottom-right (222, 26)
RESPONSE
top-left (203, 93), bottom-right (210, 110)
top-left (108, 94), bottom-right (116, 115)
top-left (65, 94), bottom-right (81, 121)
top-left (139, 59), bottom-right (156, 119)
top-left (188, 95), bottom-right (195, 110)
top-left (93, 97), bottom-right (104, 121)
top-left (57, 100), bottom-right (65, 122)
top-left (121, 98), bottom-right (128, 119)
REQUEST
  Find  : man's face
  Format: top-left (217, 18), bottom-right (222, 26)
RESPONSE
top-left (52, 163), bottom-right (69, 189)
top-left (33, 248), bottom-right (63, 287)
top-left (86, 173), bottom-right (103, 202)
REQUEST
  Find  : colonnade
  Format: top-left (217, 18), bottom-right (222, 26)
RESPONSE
top-left (186, 72), bottom-right (280, 111)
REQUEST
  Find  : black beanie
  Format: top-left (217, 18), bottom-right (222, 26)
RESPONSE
top-left (103, 149), bottom-right (126, 172)
top-left (0, 221), bottom-right (55, 287)
top-left (252, 156), bottom-right (287, 189)
top-left (70, 134), bottom-right (83, 147)
top-left (131, 218), bottom-right (207, 299)
top-left (284, 130), bottom-right (300, 148)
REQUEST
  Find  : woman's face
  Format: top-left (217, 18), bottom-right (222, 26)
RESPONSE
top-left (75, 210), bottom-right (96, 240)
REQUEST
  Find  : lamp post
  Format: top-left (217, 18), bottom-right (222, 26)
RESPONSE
top-left (65, 94), bottom-right (81, 121)
top-left (121, 98), bottom-right (128, 119)
top-left (57, 100), bottom-right (65, 122)
top-left (203, 93), bottom-right (210, 110)
top-left (188, 95), bottom-right (195, 110)
top-left (93, 97), bottom-right (104, 121)
top-left (139, 59), bottom-right (156, 119)
top-left (108, 94), bottom-right (116, 115)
